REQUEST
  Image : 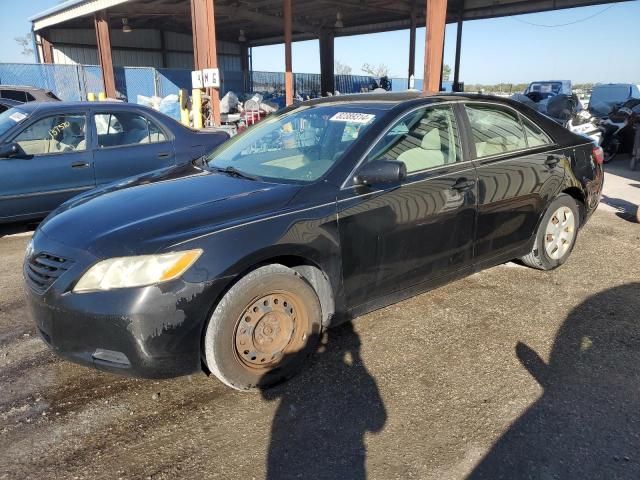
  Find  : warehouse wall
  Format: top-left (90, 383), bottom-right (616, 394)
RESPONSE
top-left (47, 29), bottom-right (241, 71)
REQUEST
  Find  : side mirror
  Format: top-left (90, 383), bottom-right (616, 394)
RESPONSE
top-left (354, 159), bottom-right (407, 186)
top-left (0, 142), bottom-right (25, 159)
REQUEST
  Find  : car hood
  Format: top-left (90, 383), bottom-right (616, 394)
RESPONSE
top-left (40, 163), bottom-right (302, 258)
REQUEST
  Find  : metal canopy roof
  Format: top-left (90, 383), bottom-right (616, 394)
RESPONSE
top-left (32, 0), bottom-right (632, 45)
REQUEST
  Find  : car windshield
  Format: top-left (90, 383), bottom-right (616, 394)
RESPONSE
top-left (589, 86), bottom-right (632, 116)
top-left (206, 105), bottom-right (382, 183)
top-left (0, 107), bottom-right (29, 137)
top-left (527, 82), bottom-right (563, 95)
top-left (591, 86), bottom-right (630, 105)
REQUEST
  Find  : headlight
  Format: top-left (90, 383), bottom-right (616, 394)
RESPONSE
top-left (25, 239), bottom-right (34, 260)
top-left (73, 249), bottom-right (202, 293)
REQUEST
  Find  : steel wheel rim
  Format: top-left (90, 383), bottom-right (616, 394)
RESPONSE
top-left (545, 206), bottom-right (575, 260)
top-left (234, 291), bottom-right (309, 371)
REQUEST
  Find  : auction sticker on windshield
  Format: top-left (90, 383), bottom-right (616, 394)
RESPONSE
top-left (329, 112), bottom-right (376, 124)
top-left (9, 112), bottom-right (27, 123)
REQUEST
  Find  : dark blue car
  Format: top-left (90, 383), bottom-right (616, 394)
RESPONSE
top-left (0, 101), bottom-right (228, 223)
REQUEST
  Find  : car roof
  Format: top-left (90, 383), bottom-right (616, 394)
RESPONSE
top-left (13, 101), bottom-right (152, 113)
top-left (593, 83), bottom-right (634, 88)
top-left (302, 91), bottom-right (531, 109)
top-left (0, 85), bottom-right (51, 92)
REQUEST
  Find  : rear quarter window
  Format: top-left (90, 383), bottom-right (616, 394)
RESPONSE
top-left (521, 116), bottom-right (553, 148)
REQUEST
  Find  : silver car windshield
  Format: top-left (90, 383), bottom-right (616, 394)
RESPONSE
top-left (206, 105), bottom-right (382, 183)
top-left (0, 108), bottom-right (29, 137)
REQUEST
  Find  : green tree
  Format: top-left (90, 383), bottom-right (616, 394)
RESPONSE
top-left (15, 33), bottom-right (34, 58)
top-left (442, 64), bottom-right (452, 82)
top-left (361, 63), bottom-right (390, 78)
top-left (335, 60), bottom-right (352, 75)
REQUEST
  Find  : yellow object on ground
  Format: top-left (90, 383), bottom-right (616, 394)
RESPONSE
top-left (192, 89), bottom-right (203, 129)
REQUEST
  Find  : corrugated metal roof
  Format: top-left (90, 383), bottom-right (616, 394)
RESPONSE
top-left (31, 0), bottom-right (131, 31)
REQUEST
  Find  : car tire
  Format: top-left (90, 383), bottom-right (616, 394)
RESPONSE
top-left (203, 264), bottom-right (322, 391)
top-left (521, 194), bottom-right (580, 271)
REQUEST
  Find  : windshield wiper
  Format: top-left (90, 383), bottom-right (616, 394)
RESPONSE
top-left (211, 165), bottom-right (259, 181)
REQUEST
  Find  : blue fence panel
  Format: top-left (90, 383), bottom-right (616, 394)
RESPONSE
top-left (250, 71), bottom-right (285, 94)
top-left (114, 67), bottom-right (156, 102)
top-left (390, 78), bottom-right (453, 92)
top-left (336, 74), bottom-right (376, 94)
top-left (82, 65), bottom-right (104, 97)
top-left (0, 63), bottom-right (398, 104)
top-left (0, 63), bottom-right (84, 101)
top-left (221, 70), bottom-right (243, 96)
top-left (157, 68), bottom-right (191, 97)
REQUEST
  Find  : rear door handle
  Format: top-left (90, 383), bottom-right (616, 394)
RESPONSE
top-left (71, 161), bottom-right (90, 169)
top-left (157, 152), bottom-right (171, 159)
top-left (451, 178), bottom-right (476, 191)
top-left (545, 155), bottom-right (561, 168)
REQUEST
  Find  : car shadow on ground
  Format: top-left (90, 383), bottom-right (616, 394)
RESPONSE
top-left (604, 155), bottom-right (640, 183)
top-left (0, 222), bottom-right (38, 239)
top-left (469, 282), bottom-right (640, 479)
top-left (600, 195), bottom-right (639, 223)
top-left (261, 321), bottom-right (386, 480)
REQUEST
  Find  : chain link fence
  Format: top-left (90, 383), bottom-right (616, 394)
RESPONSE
top-left (0, 63), bottom-right (379, 102)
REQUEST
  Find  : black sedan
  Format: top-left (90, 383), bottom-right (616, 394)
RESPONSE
top-left (0, 101), bottom-right (228, 223)
top-left (24, 93), bottom-right (603, 390)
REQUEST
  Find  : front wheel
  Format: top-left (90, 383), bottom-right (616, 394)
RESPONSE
top-left (521, 194), bottom-right (580, 271)
top-left (631, 156), bottom-right (638, 171)
top-left (203, 264), bottom-right (322, 391)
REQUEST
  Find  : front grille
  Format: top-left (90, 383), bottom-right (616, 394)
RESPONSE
top-left (25, 253), bottom-right (72, 294)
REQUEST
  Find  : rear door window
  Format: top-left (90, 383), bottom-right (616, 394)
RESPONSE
top-left (465, 104), bottom-right (527, 158)
top-left (1, 90), bottom-right (27, 102)
top-left (94, 112), bottom-right (167, 148)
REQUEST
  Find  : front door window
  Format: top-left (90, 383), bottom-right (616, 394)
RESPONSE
top-left (13, 114), bottom-right (87, 156)
top-left (367, 105), bottom-right (461, 174)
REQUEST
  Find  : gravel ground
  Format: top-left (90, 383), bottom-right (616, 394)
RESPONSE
top-left (0, 168), bottom-right (639, 480)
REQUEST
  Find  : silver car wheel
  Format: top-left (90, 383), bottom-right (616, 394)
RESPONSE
top-left (545, 206), bottom-right (575, 260)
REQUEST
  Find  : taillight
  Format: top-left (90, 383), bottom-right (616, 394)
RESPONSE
top-left (592, 146), bottom-right (604, 165)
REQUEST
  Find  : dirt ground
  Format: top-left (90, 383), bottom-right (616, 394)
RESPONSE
top-left (1, 164), bottom-right (639, 480)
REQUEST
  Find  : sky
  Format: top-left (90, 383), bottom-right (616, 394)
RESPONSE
top-left (2, 0), bottom-right (639, 84)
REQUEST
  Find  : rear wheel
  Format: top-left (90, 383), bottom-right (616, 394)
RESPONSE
top-left (521, 194), bottom-right (580, 271)
top-left (203, 264), bottom-right (322, 391)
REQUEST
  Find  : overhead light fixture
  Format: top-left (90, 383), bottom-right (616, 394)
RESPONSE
top-left (238, 29), bottom-right (246, 42)
top-left (122, 18), bottom-right (132, 33)
top-left (334, 11), bottom-right (344, 29)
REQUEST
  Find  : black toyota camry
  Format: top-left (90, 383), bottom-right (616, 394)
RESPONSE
top-left (24, 93), bottom-right (603, 390)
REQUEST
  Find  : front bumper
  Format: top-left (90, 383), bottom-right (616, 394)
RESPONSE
top-left (24, 231), bottom-right (230, 379)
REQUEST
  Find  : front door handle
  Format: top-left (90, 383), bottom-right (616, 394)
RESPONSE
top-left (451, 178), bottom-right (476, 191)
top-left (71, 161), bottom-right (90, 169)
top-left (545, 155), bottom-right (561, 168)
top-left (157, 152), bottom-right (171, 159)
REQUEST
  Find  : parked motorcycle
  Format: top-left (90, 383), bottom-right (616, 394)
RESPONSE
top-left (512, 92), bottom-right (603, 146)
top-left (631, 120), bottom-right (640, 171)
top-left (599, 101), bottom-right (640, 163)
top-left (566, 109), bottom-right (603, 146)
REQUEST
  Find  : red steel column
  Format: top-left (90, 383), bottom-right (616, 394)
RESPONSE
top-left (284, 0), bottom-right (294, 106)
top-left (423, 0), bottom-right (448, 93)
top-left (191, 0), bottom-right (221, 126)
top-left (94, 10), bottom-right (117, 98)
top-left (41, 37), bottom-right (54, 64)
